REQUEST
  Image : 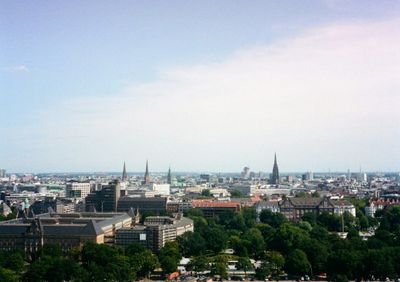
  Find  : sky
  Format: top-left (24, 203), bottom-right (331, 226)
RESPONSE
top-left (1, 0), bottom-right (400, 173)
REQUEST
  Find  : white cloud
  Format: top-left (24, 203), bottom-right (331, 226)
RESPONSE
top-left (12, 18), bottom-right (400, 172)
top-left (1, 65), bottom-right (28, 72)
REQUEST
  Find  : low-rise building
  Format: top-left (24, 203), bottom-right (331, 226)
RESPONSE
top-left (279, 197), bottom-right (355, 221)
top-left (0, 211), bottom-right (136, 254)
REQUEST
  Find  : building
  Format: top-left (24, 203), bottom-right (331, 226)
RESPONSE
top-left (302, 171), bottom-right (314, 181)
top-left (365, 199), bottom-right (400, 217)
top-left (0, 169), bottom-right (6, 178)
top-left (191, 200), bottom-right (241, 218)
top-left (117, 196), bottom-right (168, 213)
top-left (144, 160), bottom-right (151, 184)
top-left (149, 183), bottom-right (170, 196)
top-left (66, 181), bottom-right (91, 200)
top-left (0, 211), bottom-right (135, 254)
top-left (30, 198), bottom-right (75, 214)
top-left (115, 215), bottom-right (193, 252)
top-left (279, 197), bottom-right (355, 221)
top-left (167, 166), bottom-right (172, 185)
top-left (229, 184), bottom-right (258, 196)
top-left (270, 153), bottom-right (280, 185)
top-left (85, 180), bottom-right (121, 212)
top-left (122, 162), bottom-right (128, 181)
top-left (255, 200), bottom-right (280, 216)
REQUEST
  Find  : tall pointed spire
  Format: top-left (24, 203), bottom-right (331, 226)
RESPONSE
top-left (122, 162), bottom-right (127, 181)
top-left (167, 165), bottom-right (172, 185)
top-left (270, 153), bottom-right (280, 185)
top-left (144, 160), bottom-right (151, 184)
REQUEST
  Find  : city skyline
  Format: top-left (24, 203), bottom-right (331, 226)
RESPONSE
top-left (1, 1), bottom-right (400, 172)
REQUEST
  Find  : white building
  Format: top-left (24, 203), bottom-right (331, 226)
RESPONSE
top-left (149, 183), bottom-right (170, 196)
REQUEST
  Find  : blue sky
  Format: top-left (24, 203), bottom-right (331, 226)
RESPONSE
top-left (1, 1), bottom-right (400, 173)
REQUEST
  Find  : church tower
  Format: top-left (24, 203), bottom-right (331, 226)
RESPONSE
top-left (270, 153), bottom-right (280, 185)
top-left (167, 166), bottom-right (172, 185)
top-left (122, 162), bottom-right (127, 181)
top-left (144, 160), bottom-right (151, 184)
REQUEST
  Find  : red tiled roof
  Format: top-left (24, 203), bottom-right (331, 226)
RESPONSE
top-left (192, 200), bottom-right (240, 208)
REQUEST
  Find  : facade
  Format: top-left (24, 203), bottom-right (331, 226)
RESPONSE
top-left (65, 181), bottom-right (91, 200)
top-left (117, 196), bottom-right (168, 213)
top-left (115, 215), bottom-right (193, 252)
top-left (85, 180), bottom-right (121, 212)
top-left (365, 199), bottom-right (400, 217)
top-left (191, 200), bottom-right (241, 218)
top-left (31, 198), bottom-right (75, 214)
top-left (279, 197), bottom-right (355, 221)
top-left (0, 211), bottom-right (135, 253)
top-left (229, 184), bottom-right (258, 196)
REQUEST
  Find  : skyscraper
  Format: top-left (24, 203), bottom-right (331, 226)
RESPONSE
top-left (122, 162), bottom-right (127, 181)
top-left (144, 160), bottom-right (151, 184)
top-left (270, 153), bottom-right (280, 185)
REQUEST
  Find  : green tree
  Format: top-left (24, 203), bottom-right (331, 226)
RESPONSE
top-left (186, 256), bottom-right (209, 275)
top-left (204, 226), bottom-right (228, 254)
top-left (237, 257), bottom-right (253, 279)
top-left (269, 224), bottom-right (309, 253)
top-left (159, 242), bottom-right (181, 274)
top-left (0, 268), bottom-right (20, 282)
top-left (242, 228), bottom-right (265, 258)
top-left (177, 231), bottom-right (206, 256)
top-left (285, 249), bottom-right (311, 276)
top-left (201, 189), bottom-right (211, 197)
top-left (265, 251), bottom-right (285, 278)
top-left (259, 210), bottom-right (287, 228)
top-left (130, 249), bottom-right (159, 279)
top-left (317, 212), bottom-right (341, 231)
top-left (211, 262), bottom-right (227, 279)
top-left (302, 212), bottom-right (317, 226)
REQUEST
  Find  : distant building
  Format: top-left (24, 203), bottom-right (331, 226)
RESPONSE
top-left (302, 171), bottom-right (314, 181)
top-left (270, 153), bottom-right (280, 185)
top-left (229, 184), bottom-right (258, 196)
top-left (122, 162), bottom-right (128, 181)
top-left (117, 196), bottom-right (168, 213)
top-left (0, 169), bottom-right (6, 178)
top-left (85, 180), bottom-right (121, 212)
top-left (66, 181), bottom-right (91, 200)
top-left (115, 215), bottom-right (193, 252)
top-left (167, 166), bottom-right (172, 185)
top-left (31, 198), bottom-right (75, 214)
top-left (148, 183), bottom-right (170, 196)
top-left (144, 160), bottom-right (151, 184)
top-left (0, 211), bottom-right (135, 253)
top-left (192, 200), bottom-right (241, 218)
top-left (241, 167), bottom-right (250, 179)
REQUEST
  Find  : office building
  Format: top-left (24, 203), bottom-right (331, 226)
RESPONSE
top-left (117, 196), bottom-right (168, 213)
top-left (85, 180), bottom-right (121, 212)
top-left (115, 215), bottom-right (193, 252)
top-left (66, 181), bottom-right (91, 200)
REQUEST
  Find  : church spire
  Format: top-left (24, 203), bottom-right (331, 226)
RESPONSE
top-left (122, 162), bottom-right (127, 181)
top-left (144, 160), bottom-right (151, 184)
top-left (270, 153), bottom-right (280, 185)
top-left (167, 165), bottom-right (172, 185)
